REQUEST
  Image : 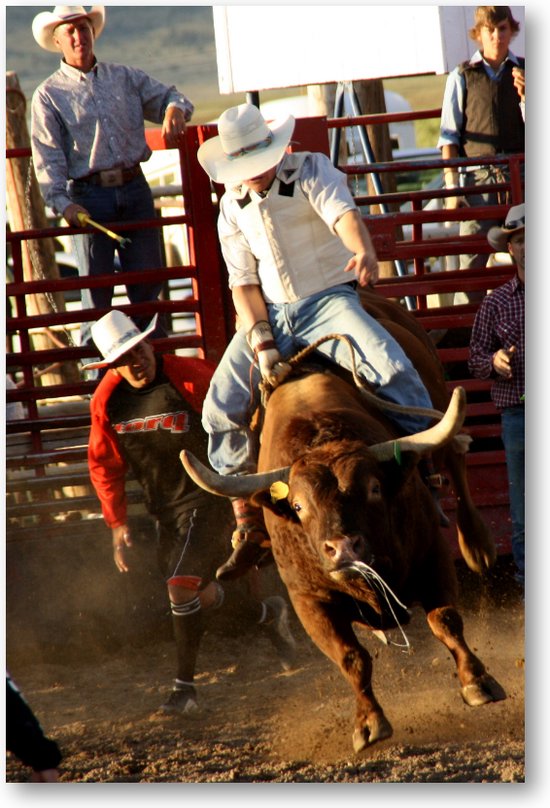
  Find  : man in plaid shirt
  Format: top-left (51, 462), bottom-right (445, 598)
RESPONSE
top-left (469, 204), bottom-right (525, 588)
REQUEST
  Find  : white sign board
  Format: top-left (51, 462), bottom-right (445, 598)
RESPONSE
top-left (213, 5), bottom-right (525, 93)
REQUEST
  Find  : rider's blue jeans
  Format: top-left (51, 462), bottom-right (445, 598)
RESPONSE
top-left (202, 283), bottom-right (434, 475)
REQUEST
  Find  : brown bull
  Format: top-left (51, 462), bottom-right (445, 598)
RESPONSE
top-left (358, 287), bottom-right (495, 572)
top-left (181, 291), bottom-right (506, 752)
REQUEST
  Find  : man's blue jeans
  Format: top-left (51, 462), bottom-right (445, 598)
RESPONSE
top-left (501, 405), bottom-right (525, 585)
top-left (70, 172), bottom-right (163, 343)
top-left (202, 283), bottom-right (434, 475)
top-left (455, 165), bottom-right (523, 305)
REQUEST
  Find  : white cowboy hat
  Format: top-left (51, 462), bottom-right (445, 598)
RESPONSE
top-left (487, 203), bottom-right (525, 252)
top-left (85, 311), bottom-right (158, 369)
top-left (197, 103), bottom-right (295, 185)
top-left (32, 5), bottom-right (105, 52)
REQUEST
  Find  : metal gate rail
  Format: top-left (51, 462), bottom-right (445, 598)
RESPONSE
top-left (6, 111), bottom-right (523, 553)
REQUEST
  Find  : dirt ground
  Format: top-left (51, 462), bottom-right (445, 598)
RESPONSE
top-left (5, 562), bottom-right (525, 784)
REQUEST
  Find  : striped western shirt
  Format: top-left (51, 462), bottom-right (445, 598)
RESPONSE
top-left (31, 59), bottom-right (194, 214)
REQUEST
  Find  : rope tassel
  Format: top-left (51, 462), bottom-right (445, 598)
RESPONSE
top-left (350, 561), bottom-right (412, 653)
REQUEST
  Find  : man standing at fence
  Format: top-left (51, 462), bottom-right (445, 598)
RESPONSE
top-left (438, 5), bottom-right (525, 304)
top-left (468, 204), bottom-right (524, 590)
top-left (30, 5), bottom-right (194, 352)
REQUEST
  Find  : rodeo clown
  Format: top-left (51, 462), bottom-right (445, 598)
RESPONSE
top-left (87, 311), bottom-right (296, 714)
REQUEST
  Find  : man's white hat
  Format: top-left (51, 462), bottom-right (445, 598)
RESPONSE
top-left (197, 103), bottom-right (295, 186)
top-left (32, 5), bottom-right (105, 52)
top-left (487, 203), bottom-right (525, 252)
top-left (85, 310), bottom-right (157, 369)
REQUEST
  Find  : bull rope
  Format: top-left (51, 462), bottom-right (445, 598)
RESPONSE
top-left (348, 562), bottom-right (412, 653)
top-left (260, 333), bottom-right (446, 423)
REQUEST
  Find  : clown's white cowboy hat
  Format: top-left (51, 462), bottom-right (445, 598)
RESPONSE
top-left (32, 5), bottom-right (105, 52)
top-left (197, 103), bottom-right (295, 185)
top-left (85, 311), bottom-right (158, 369)
top-left (488, 203), bottom-right (525, 252)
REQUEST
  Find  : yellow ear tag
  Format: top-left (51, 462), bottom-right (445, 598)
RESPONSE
top-left (270, 481), bottom-right (290, 503)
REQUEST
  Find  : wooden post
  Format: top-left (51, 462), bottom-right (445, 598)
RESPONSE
top-left (348, 80), bottom-right (403, 280)
top-left (307, 80), bottom-right (400, 279)
top-left (6, 71), bottom-right (79, 385)
top-left (306, 83), bottom-right (346, 163)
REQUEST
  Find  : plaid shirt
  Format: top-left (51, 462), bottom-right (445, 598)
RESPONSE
top-left (468, 275), bottom-right (525, 410)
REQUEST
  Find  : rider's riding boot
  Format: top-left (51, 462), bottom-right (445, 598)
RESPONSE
top-left (419, 457), bottom-right (450, 528)
top-left (216, 498), bottom-right (273, 582)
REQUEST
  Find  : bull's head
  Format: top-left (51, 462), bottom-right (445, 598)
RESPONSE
top-left (180, 386), bottom-right (467, 580)
top-left (271, 445), bottom-right (399, 576)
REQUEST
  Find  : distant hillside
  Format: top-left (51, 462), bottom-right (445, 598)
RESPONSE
top-left (5, 5), bottom-right (245, 122)
top-left (5, 5), bottom-right (446, 131)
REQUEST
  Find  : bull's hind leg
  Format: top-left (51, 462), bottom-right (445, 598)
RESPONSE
top-left (426, 605), bottom-right (506, 705)
top-left (445, 448), bottom-right (496, 573)
top-left (290, 593), bottom-right (392, 753)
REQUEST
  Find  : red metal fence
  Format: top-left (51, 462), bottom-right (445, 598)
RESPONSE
top-left (6, 109), bottom-right (523, 553)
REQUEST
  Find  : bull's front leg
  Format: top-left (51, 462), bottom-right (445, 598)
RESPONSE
top-left (426, 605), bottom-right (506, 705)
top-left (290, 592), bottom-right (392, 753)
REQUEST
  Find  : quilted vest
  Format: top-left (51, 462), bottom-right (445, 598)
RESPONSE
top-left (459, 57), bottom-right (525, 157)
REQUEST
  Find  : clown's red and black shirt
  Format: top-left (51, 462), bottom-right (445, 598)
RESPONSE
top-left (88, 354), bottom-right (214, 528)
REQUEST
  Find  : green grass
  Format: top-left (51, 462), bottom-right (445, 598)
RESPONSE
top-left (385, 75), bottom-right (447, 149)
top-left (199, 77), bottom-right (446, 145)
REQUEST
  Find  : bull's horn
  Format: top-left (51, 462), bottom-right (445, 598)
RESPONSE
top-left (180, 450), bottom-right (291, 498)
top-left (370, 386), bottom-right (467, 461)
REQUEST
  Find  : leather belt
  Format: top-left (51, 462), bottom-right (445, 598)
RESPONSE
top-left (76, 165), bottom-right (142, 188)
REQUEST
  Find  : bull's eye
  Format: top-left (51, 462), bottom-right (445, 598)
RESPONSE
top-left (367, 478), bottom-right (382, 499)
top-left (293, 502), bottom-right (302, 513)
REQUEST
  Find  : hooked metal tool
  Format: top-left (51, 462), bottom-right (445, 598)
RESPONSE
top-left (76, 212), bottom-right (132, 248)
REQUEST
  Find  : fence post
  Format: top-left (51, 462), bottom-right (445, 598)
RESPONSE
top-left (6, 71), bottom-right (79, 386)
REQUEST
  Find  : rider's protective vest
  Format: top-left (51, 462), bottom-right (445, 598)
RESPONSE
top-left (228, 154), bottom-right (355, 304)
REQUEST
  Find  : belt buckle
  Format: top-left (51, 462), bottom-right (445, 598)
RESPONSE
top-left (100, 168), bottom-right (123, 187)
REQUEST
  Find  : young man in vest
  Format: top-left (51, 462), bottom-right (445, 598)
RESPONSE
top-left (438, 5), bottom-right (525, 304)
top-left (87, 311), bottom-right (296, 713)
top-left (197, 103), bottom-right (445, 582)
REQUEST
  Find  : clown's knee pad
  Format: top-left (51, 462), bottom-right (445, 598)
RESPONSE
top-left (167, 575), bottom-right (202, 615)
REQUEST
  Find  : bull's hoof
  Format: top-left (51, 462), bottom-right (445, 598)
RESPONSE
top-left (458, 532), bottom-right (496, 574)
top-left (352, 713), bottom-right (393, 753)
top-left (461, 674), bottom-right (507, 706)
